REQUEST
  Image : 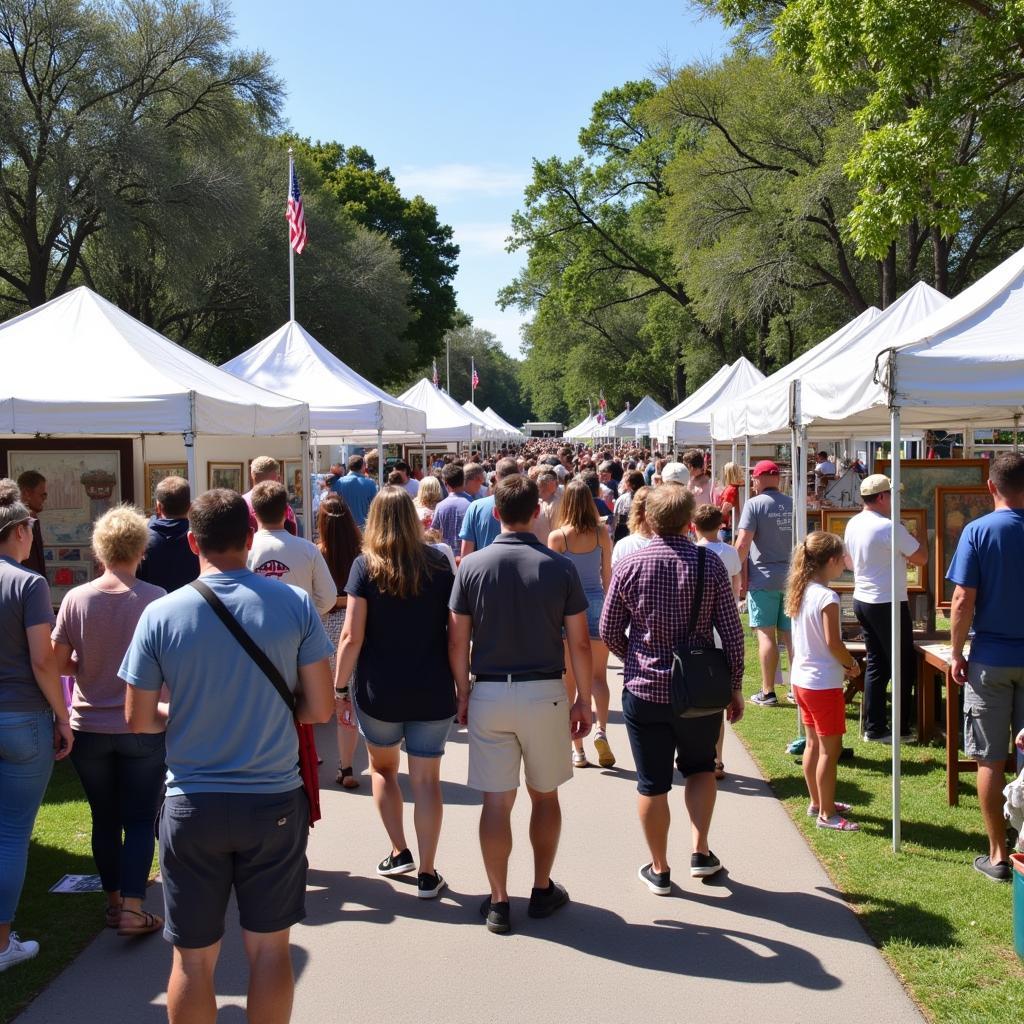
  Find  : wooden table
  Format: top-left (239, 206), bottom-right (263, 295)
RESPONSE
top-left (915, 641), bottom-right (1017, 805)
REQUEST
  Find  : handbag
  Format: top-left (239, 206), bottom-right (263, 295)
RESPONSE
top-left (190, 580), bottom-right (321, 827)
top-left (670, 546), bottom-right (735, 719)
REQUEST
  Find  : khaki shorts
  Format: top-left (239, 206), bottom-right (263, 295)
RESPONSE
top-left (964, 661), bottom-right (1024, 762)
top-left (468, 678), bottom-right (571, 793)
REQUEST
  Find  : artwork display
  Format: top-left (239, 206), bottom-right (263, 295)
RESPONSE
top-left (207, 462), bottom-right (245, 492)
top-left (873, 459), bottom-right (989, 531)
top-left (935, 485), bottom-right (993, 607)
top-left (143, 462), bottom-right (188, 511)
top-left (822, 507), bottom-right (927, 593)
top-left (822, 467), bottom-right (866, 508)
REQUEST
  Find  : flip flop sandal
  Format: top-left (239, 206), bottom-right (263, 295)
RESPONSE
top-left (714, 761), bottom-right (726, 780)
top-left (117, 909), bottom-right (163, 936)
top-left (816, 814), bottom-right (860, 831)
top-left (105, 906), bottom-right (122, 929)
top-left (336, 765), bottom-right (360, 789)
top-left (807, 801), bottom-right (852, 817)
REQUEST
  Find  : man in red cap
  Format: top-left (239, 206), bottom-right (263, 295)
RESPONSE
top-left (735, 461), bottom-right (794, 706)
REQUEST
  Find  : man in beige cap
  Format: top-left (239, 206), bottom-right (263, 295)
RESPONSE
top-left (843, 474), bottom-right (928, 741)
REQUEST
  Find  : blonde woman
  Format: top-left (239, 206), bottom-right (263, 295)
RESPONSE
top-left (611, 486), bottom-right (653, 566)
top-left (717, 462), bottom-right (744, 542)
top-left (548, 479), bottom-right (614, 769)
top-left (414, 475), bottom-right (444, 529)
top-left (51, 506), bottom-right (167, 936)
top-left (333, 487), bottom-right (455, 898)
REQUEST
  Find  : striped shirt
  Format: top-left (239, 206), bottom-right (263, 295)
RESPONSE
top-left (599, 533), bottom-right (745, 704)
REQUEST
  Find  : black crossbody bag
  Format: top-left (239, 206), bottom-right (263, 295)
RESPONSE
top-left (670, 546), bottom-right (734, 719)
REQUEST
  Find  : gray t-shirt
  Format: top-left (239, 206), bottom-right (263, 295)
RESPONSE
top-left (450, 531), bottom-right (588, 676)
top-left (0, 555), bottom-right (55, 712)
top-left (738, 489), bottom-right (794, 592)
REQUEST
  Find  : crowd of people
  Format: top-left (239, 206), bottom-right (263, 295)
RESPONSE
top-left (1, 439), bottom-right (1023, 1021)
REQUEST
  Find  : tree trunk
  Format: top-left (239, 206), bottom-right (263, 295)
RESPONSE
top-left (757, 312), bottom-right (770, 373)
top-left (932, 229), bottom-right (950, 294)
top-left (674, 362), bottom-right (686, 403)
top-left (881, 243), bottom-right (897, 308)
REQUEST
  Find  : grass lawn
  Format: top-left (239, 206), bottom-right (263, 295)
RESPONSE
top-left (733, 628), bottom-right (1024, 1024)
top-left (1, 761), bottom-right (105, 1024)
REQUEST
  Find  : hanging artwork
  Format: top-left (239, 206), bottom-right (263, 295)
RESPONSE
top-left (935, 485), bottom-right (994, 607)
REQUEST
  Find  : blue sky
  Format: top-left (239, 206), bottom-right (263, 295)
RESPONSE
top-left (231, 1), bottom-right (729, 357)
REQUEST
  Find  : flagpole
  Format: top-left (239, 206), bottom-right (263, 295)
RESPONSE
top-left (446, 336), bottom-right (450, 393)
top-left (288, 147), bottom-right (296, 323)
top-left (471, 357), bottom-right (476, 405)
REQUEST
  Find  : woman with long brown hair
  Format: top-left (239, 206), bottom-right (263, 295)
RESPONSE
top-left (548, 478), bottom-right (614, 769)
top-left (318, 493), bottom-right (363, 789)
top-left (333, 487), bottom-right (455, 898)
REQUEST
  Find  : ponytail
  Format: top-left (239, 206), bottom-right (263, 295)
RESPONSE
top-left (784, 531), bottom-right (845, 619)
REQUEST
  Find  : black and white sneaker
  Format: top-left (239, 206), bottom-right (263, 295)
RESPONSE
top-left (690, 851), bottom-right (722, 878)
top-left (748, 691), bottom-right (778, 707)
top-left (480, 896), bottom-right (511, 934)
top-left (376, 848), bottom-right (414, 876)
top-left (638, 863), bottom-right (671, 895)
top-left (416, 871), bottom-right (447, 899)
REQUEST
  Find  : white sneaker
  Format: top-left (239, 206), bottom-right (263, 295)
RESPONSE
top-left (0, 933), bottom-right (40, 971)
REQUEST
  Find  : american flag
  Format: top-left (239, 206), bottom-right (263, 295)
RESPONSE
top-left (432, 360), bottom-right (439, 388)
top-left (471, 362), bottom-right (480, 390)
top-left (287, 161), bottom-right (307, 254)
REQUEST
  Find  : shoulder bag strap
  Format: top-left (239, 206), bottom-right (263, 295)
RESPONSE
top-left (686, 545), bottom-right (706, 638)
top-left (190, 579), bottom-right (296, 714)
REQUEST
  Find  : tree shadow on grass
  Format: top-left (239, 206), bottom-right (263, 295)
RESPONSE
top-left (850, 812), bottom-right (987, 856)
top-left (817, 885), bottom-right (960, 949)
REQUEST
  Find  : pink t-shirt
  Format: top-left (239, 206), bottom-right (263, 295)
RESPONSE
top-left (53, 580), bottom-right (166, 733)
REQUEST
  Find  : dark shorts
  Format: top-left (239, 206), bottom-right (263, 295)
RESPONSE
top-left (159, 788), bottom-right (309, 948)
top-left (621, 687), bottom-right (720, 796)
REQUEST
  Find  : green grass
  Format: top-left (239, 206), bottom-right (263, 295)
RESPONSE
top-left (733, 629), bottom-right (1024, 1024)
top-left (1, 762), bottom-right (105, 1024)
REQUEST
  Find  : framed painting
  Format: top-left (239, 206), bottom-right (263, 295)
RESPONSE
top-left (806, 509), bottom-right (822, 536)
top-left (822, 507), bottom-right (927, 593)
top-left (873, 459), bottom-right (989, 531)
top-left (143, 462), bottom-right (188, 512)
top-left (207, 462), bottom-right (245, 493)
top-left (935, 485), bottom-right (993, 607)
top-left (282, 459), bottom-right (303, 507)
top-left (821, 509), bottom-right (858, 591)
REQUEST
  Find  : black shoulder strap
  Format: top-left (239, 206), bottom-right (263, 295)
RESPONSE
top-left (687, 545), bottom-right (706, 637)
top-left (190, 579), bottom-right (296, 713)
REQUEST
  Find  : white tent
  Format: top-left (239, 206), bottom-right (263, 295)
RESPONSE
top-left (564, 414), bottom-right (598, 440)
top-left (593, 409), bottom-right (627, 439)
top-left (398, 379), bottom-right (486, 443)
top-left (606, 396), bottom-right (669, 438)
top-left (710, 305), bottom-right (883, 442)
top-left (0, 286), bottom-right (309, 499)
top-left (461, 400), bottom-right (504, 442)
top-left (484, 406), bottom-right (525, 440)
top-left (650, 357), bottom-right (766, 443)
top-left (220, 320), bottom-right (426, 442)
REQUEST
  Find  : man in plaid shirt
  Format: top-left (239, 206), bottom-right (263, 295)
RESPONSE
top-left (600, 483), bottom-right (744, 894)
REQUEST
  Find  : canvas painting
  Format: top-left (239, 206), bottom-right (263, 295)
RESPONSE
top-left (143, 462), bottom-right (188, 511)
top-left (935, 485), bottom-right (994, 606)
top-left (207, 462), bottom-right (245, 492)
top-left (873, 459), bottom-right (989, 531)
top-left (822, 508), bottom-right (927, 593)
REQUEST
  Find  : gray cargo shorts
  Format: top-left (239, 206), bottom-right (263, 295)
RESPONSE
top-left (963, 662), bottom-right (1024, 762)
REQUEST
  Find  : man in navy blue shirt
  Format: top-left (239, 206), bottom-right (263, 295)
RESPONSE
top-left (332, 454), bottom-right (378, 528)
top-left (949, 453), bottom-right (1024, 881)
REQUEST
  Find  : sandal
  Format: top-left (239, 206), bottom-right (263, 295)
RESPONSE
top-left (714, 761), bottom-right (726, 780)
top-left (816, 814), bottom-right (860, 832)
top-left (336, 765), bottom-right (360, 789)
top-left (807, 801), bottom-right (852, 817)
top-left (105, 905), bottom-right (122, 929)
top-left (117, 908), bottom-right (163, 936)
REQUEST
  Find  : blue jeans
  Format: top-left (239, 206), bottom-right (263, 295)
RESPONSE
top-left (0, 710), bottom-right (55, 923)
top-left (70, 731), bottom-right (166, 899)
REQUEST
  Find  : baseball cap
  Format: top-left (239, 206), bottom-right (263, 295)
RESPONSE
top-left (661, 461), bottom-right (689, 484)
top-left (553, 464), bottom-right (569, 480)
top-left (860, 473), bottom-right (903, 497)
top-left (752, 460), bottom-right (780, 478)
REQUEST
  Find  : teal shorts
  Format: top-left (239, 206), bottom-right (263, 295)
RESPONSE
top-left (748, 590), bottom-right (792, 632)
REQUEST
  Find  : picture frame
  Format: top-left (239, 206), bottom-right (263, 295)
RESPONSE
top-left (143, 461), bottom-right (188, 512)
top-left (282, 459), bottom-right (303, 508)
top-left (207, 462), bottom-right (245, 492)
top-left (873, 459), bottom-right (989, 531)
top-left (935, 485), bottom-right (993, 607)
top-left (821, 507), bottom-right (927, 593)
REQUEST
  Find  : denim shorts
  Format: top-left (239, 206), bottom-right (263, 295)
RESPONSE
top-left (584, 590), bottom-right (604, 640)
top-left (355, 704), bottom-right (451, 758)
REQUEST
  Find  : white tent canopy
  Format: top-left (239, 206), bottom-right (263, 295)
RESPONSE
top-left (484, 406), bottom-right (525, 440)
top-left (461, 400), bottom-right (504, 441)
top-left (593, 409), bottom-right (627, 438)
top-left (220, 320), bottom-right (426, 442)
top-left (710, 305), bottom-right (883, 441)
top-left (650, 357), bottom-right (766, 443)
top-left (564, 414), bottom-right (598, 439)
top-left (606, 396), bottom-right (668, 438)
top-left (398, 380), bottom-right (486, 443)
top-left (0, 287), bottom-right (308, 437)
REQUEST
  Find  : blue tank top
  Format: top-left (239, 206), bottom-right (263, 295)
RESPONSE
top-left (559, 530), bottom-right (603, 594)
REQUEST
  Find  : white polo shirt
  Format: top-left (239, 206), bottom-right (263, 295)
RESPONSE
top-left (843, 508), bottom-right (919, 604)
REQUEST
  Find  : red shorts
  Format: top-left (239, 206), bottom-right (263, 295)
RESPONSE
top-left (793, 685), bottom-right (846, 737)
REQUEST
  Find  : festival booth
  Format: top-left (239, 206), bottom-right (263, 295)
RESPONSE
top-left (605, 395), bottom-right (668, 440)
top-left (461, 401), bottom-right (506, 448)
top-left (563, 414), bottom-right (599, 440)
top-left (484, 406), bottom-right (526, 442)
top-left (0, 286), bottom-right (310, 604)
top-left (220, 319), bottom-right (428, 489)
top-left (398, 379), bottom-right (488, 454)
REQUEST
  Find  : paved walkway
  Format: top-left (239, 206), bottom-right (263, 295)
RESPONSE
top-left (19, 666), bottom-right (923, 1024)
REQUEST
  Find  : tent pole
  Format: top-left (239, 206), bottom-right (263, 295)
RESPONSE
top-left (1014, 413), bottom-right (1020, 452)
top-left (890, 402), bottom-right (902, 854)
top-left (376, 430), bottom-right (384, 488)
top-left (139, 433), bottom-right (147, 509)
top-left (422, 434), bottom-right (427, 477)
top-left (744, 435), bottom-right (751, 516)
top-left (300, 431), bottom-right (312, 540)
top-left (184, 432), bottom-right (197, 499)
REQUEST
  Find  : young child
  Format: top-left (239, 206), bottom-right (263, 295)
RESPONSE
top-left (785, 532), bottom-right (862, 831)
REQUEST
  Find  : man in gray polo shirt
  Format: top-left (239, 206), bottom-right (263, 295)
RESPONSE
top-left (449, 474), bottom-right (593, 935)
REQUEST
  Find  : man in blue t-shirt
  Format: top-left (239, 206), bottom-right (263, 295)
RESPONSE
top-left (122, 489), bottom-right (334, 1020)
top-left (459, 457), bottom-right (520, 558)
top-left (332, 454), bottom-right (378, 527)
top-left (948, 453), bottom-right (1024, 882)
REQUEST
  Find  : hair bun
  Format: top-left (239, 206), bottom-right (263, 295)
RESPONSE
top-left (0, 478), bottom-right (20, 507)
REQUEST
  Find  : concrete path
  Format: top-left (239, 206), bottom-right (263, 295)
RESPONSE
top-left (18, 666), bottom-right (923, 1024)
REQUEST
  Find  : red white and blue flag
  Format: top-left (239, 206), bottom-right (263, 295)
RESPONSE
top-left (432, 360), bottom-right (439, 388)
top-left (596, 391), bottom-right (607, 425)
top-left (471, 362), bottom-right (480, 390)
top-left (287, 161), bottom-right (307, 254)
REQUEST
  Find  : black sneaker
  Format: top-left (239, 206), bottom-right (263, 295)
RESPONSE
top-left (527, 880), bottom-right (570, 918)
top-left (690, 851), bottom-right (722, 878)
top-left (638, 863), bottom-right (671, 895)
top-left (973, 855), bottom-right (1011, 882)
top-left (416, 871), bottom-right (447, 899)
top-left (376, 848), bottom-right (414, 876)
top-left (479, 896), bottom-right (511, 933)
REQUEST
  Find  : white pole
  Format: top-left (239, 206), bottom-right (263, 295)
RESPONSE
top-left (184, 432), bottom-right (197, 498)
top-left (288, 149), bottom-right (296, 324)
top-left (422, 434), bottom-right (427, 477)
top-left (376, 429), bottom-right (384, 488)
top-left (300, 431), bottom-right (312, 540)
top-left (744, 434), bottom-right (751, 515)
top-left (890, 403), bottom-right (902, 854)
